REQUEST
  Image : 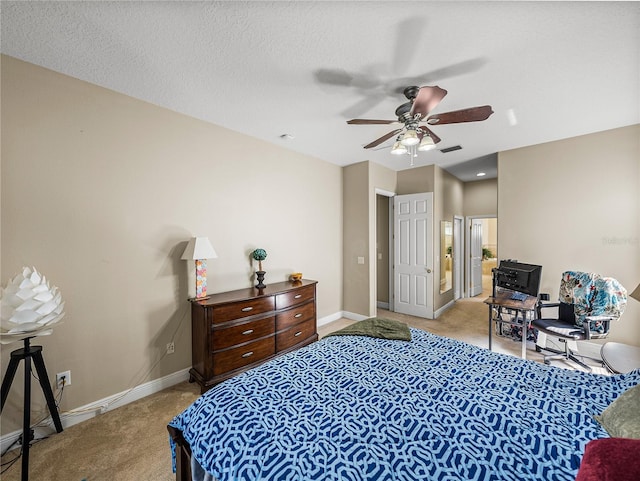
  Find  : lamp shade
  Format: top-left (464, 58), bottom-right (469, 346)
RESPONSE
top-left (181, 237), bottom-right (217, 260)
top-left (418, 134), bottom-right (436, 151)
top-left (0, 267), bottom-right (65, 344)
top-left (400, 129), bottom-right (419, 146)
top-left (630, 283), bottom-right (640, 302)
top-left (391, 139), bottom-right (407, 155)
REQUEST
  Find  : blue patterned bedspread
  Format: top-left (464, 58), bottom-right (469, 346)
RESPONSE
top-left (169, 329), bottom-right (640, 481)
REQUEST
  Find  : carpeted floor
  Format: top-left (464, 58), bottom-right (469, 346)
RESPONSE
top-left (1, 290), bottom-right (607, 480)
top-left (1, 381), bottom-right (200, 481)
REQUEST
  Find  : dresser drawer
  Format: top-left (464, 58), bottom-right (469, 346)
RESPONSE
top-left (190, 280), bottom-right (318, 393)
top-left (276, 318), bottom-right (316, 351)
top-left (213, 337), bottom-right (275, 376)
top-left (210, 297), bottom-right (275, 324)
top-left (212, 316), bottom-right (275, 351)
top-left (276, 301), bottom-right (315, 331)
top-left (275, 284), bottom-right (315, 310)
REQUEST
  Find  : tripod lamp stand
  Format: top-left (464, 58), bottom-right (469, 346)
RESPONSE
top-left (1, 267), bottom-right (66, 481)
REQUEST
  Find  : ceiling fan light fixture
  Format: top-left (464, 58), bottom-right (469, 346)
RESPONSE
top-left (400, 129), bottom-right (419, 146)
top-left (391, 139), bottom-right (407, 155)
top-left (417, 134), bottom-right (436, 151)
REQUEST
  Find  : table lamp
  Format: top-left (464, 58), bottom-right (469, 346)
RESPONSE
top-left (181, 237), bottom-right (217, 299)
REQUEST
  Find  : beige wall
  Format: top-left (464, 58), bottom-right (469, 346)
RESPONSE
top-left (499, 124), bottom-right (640, 346)
top-left (342, 162), bottom-right (369, 316)
top-left (464, 178), bottom-right (498, 217)
top-left (396, 164), bottom-right (435, 195)
top-left (1, 56), bottom-right (343, 434)
top-left (343, 161), bottom-right (396, 317)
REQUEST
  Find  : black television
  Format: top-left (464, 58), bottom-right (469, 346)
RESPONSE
top-left (494, 260), bottom-right (542, 297)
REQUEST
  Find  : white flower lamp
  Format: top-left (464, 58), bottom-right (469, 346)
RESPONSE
top-left (181, 237), bottom-right (218, 299)
top-left (0, 267), bottom-right (65, 479)
top-left (0, 266), bottom-right (65, 344)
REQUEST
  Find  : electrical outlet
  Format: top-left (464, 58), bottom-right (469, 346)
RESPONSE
top-left (166, 342), bottom-right (175, 354)
top-left (56, 370), bottom-right (71, 389)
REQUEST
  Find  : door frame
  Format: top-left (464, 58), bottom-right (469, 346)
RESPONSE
top-left (465, 214), bottom-right (497, 298)
top-left (453, 215), bottom-right (464, 300)
top-left (373, 188), bottom-right (396, 311)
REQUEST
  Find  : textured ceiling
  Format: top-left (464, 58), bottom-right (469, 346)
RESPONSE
top-left (1, 1), bottom-right (639, 180)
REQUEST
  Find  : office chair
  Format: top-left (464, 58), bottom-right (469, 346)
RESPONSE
top-left (532, 271), bottom-right (627, 371)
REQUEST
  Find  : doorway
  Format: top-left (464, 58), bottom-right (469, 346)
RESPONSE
top-left (375, 189), bottom-right (396, 312)
top-left (376, 193), bottom-right (391, 309)
top-left (393, 192), bottom-right (434, 318)
top-left (466, 216), bottom-right (498, 298)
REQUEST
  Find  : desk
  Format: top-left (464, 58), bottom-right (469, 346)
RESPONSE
top-left (601, 342), bottom-right (640, 374)
top-left (484, 291), bottom-right (538, 359)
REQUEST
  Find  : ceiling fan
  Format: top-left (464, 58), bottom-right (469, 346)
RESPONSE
top-left (347, 85), bottom-right (493, 164)
top-left (313, 17), bottom-right (487, 118)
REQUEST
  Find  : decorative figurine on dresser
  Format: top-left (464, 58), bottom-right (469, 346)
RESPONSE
top-left (251, 248), bottom-right (268, 288)
top-left (188, 279), bottom-right (318, 393)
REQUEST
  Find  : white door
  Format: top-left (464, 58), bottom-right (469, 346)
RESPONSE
top-left (453, 216), bottom-right (463, 300)
top-left (394, 193), bottom-right (433, 318)
top-left (469, 218), bottom-right (483, 297)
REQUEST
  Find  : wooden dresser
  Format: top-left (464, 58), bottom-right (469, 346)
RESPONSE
top-left (189, 279), bottom-right (318, 392)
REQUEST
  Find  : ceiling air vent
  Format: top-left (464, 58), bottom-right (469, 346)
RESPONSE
top-left (440, 145), bottom-right (462, 153)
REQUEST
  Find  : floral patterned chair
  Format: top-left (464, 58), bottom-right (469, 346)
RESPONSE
top-left (532, 271), bottom-right (627, 371)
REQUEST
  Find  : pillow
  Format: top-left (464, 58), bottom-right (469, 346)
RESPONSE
top-left (594, 384), bottom-right (640, 438)
top-left (324, 317), bottom-right (411, 341)
top-left (575, 438), bottom-right (640, 481)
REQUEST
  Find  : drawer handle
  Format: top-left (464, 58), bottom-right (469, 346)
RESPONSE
top-left (294, 294), bottom-right (302, 299)
top-left (294, 313), bottom-right (303, 318)
top-left (242, 351), bottom-right (254, 358)
top-left (294, 331), bottom-right (302, 337)
top-left (242, 329), bottom-right (254, 335)
top-left (241, 307), bottom-right (253, 312)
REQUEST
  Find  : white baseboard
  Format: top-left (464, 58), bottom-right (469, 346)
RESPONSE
top-left (377, 301), bottom-right (390, 309)
top-left (317, 311), bottom-right (371, 327)
top-left (1, 367), bottom-right (191, 453)
top-left (317, 311), bottom-right (344, 327)
top-left (434, 300), bottom-right (455, 318)
top-left (341, 311), bottom-right (369, 322)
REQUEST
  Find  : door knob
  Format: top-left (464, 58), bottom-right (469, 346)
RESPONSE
top-left (427, 268), bottom-right (432, 273)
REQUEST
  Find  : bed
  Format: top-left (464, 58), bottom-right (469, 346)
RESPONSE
top-left (168, 323), bottom-right (640, 481)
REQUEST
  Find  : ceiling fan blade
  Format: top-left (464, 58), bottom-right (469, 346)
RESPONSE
top-left (314, 68), bottom-right (383, 90)
top-left (394, 58), bottom-right (488, 93)
top-left (419, 126), bottom-right (441, 144)
top-left (410, 86), bottom-right (448, 119)
top-left (314, 68), bottom-right (355, 87)
top-left (364, 129), bottom-right (402, 149)
top-left (392, 17), bottom-right (426, 74)
top-left (426, 105), bottom-right (494, 125)
top-left (347, 119), bottom-right (397, 125)
top-left (340, 92), bottom-right (386, 118)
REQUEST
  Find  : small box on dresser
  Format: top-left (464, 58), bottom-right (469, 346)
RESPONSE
top-left (189, 279), bottom-right (318, 393)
